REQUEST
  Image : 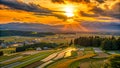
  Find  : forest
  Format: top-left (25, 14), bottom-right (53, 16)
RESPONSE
top-left (74, 36), bottom-right (120, 50)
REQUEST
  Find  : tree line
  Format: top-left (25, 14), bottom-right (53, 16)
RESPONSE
top-left (0, 30), bottom-right (55, 37)
top-left (74, 36), bottom-right (120, 50)
top-left (16, 42), bottom-right (58, 52)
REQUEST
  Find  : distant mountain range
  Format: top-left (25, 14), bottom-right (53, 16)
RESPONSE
top-left (0, 23), bottom-right (61, 32)
top-left (0, 22), bottom-right (120, 33)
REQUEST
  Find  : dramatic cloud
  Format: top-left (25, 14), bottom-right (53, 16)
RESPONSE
top-left (90, 1), bottom-right (120, 19)
top-left (0, 0), bottom-right (68, 21)
top-left (51, 0), bottom-right (91, 3)
top-left (51, 0), bottom-right (65, 4)
top-left (96, 0), bottom-right (105, 3)
top-left (0, 0), bottom-right (119, 24)
top-left (51, 0), bottom-right (120, 19)
top-left (0, 0), bottom-right (51, 13)
top-left (80, 11), bottom-right (99, 17)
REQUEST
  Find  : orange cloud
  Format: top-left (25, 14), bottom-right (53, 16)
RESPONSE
top-left (0, 9), bottom-right (64, 25)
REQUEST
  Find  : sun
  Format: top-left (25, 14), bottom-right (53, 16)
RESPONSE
top-left (64, 5), bottom-right (74, 17)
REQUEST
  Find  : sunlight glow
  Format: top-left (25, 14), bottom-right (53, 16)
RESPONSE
top-left (62, 19), bottom-right (89, 32)
top-left (64, 5), bottom-right (74, 17)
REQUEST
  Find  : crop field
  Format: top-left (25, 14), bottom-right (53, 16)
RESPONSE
top-left (25, 51), bottom-right (62, 68)
top-left (14, 50), bottom-right (56, 68)
top-left (40, 37), bottom-right (73, 44)
top-left (36, 48), bottom-right (76, 68)
top-left (0, 36), bottom-right (40, 42)
top-left (93, 52), bottom-right (109, 58)
top-left (0, 48), bottom-right (16, 54)
top-left (84, 48), bottom-right (93, 51)
top-left (84, 48), bottom-right (95, 55)
top-left (45, 47), bottom-right (110, 68)
top-left (0, 34), bottom-right (119, 68)
top-left (70, 58), bottom-right (105, 68)
top-left (0, 34), bottom-right (119, 44)
top-left (0, 47), bottom-right (117, 68)
top-left (0, 50), bottom-right (57, 68)
top-left (46, 54), bottom-right (96, 68)
top-left (77, 51), bottom-right (84, 56)
top-left (46, 48), bottom-right (96, 68)
top-left (0, 54), bottom-right (19, 62)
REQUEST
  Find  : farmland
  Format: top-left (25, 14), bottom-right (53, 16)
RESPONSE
top-left (0, 47), bottom-right (115, 68)
top-left (0, 50), bottom-right (57, 68)
top-left (0, 34), bottom-right (120, 68)
top-left (0, 36), bottom-right (40, 42)
top-left (1, 33), bottom-right (119, 44)
top-left (45, 47), bottom-right (105, 68)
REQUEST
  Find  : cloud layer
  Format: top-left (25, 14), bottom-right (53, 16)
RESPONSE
top-left (0, 0), bottom-right (120, 24)
top-left (0, 0), bottom-right (51, 14)
top-left (51, 0), bottom-right (120, 19)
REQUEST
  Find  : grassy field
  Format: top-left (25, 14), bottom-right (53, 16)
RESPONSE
top-left (0, 50), bottom-right (57, 68)
top-left (70, 58), bottom-right (105, 68)
top-left (0, 36), bottom-right (39, 42)
top-left (71, 51), bottom-right (78, 57)
top-left (0, 35), bottom-right (73, 45)
top-left (46, 54), bottom-right (96, 68)
top-left (14, 50), bottom-right (57, 68)
top-left (0, 48), bottom-right (16, 54)
top-left (84, 48), bottom-right (95, 55)
top-left (0, 54), bottom-right (19, 62)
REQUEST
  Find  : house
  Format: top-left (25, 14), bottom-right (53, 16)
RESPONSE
top-left (36, 47), bottom-right (42, 51)
top-left (0, 43), bottom-right (7, 48)
top-left (43, 47), bottom-right (51, 50)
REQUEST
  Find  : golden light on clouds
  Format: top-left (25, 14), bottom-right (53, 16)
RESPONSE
top-left (0, 0), bottom-right (119, 32)
top-left (62, 19), bottom-right (89, 32)
top-left (0, 9), bottom-right (63, 25)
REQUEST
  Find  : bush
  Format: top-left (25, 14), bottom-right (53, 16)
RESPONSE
top-left (16, 42), bottom-right (58, 52)
top-left (0, 51), bottom-right (3, 56)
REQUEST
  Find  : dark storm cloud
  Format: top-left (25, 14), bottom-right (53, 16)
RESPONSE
top-left (80, 11), bottom-right (99, 17)
top-left (96, 0), bottom-right (105, 3)
top-left (51, 0), bottom-right (120, 19)
top-left (108, 2), bottom-right (120, 19)
top-left (90, 7), bottom-right (104, 15)
top-left (0, 0), bottom-right (68, 20)
top-left (51, 0), bottom-right (106, 3)
top-left (51, 0), bottom-right (65, 4)
top-left (51, 0), bottom-right (91, 3)
top-left (0, 0), bottom-right (51, 13)
top-left (69, 0), bottom-right (90, 3)
top-left (91, 2), bottom-right (120, 19)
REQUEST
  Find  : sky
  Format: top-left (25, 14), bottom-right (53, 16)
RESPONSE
top-left (0, 0), bottom-right (120, 26)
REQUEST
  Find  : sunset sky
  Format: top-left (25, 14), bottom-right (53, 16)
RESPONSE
top-left (0, 0), bottom-right (120, 25)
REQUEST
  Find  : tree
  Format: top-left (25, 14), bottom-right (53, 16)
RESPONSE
top-left (0, 40), bottom-right (4, 44)
top-left (69, 40), bottom-right (73, 46)
top-left (74, 36), bottom-right (119, 50)
top-left (101, 40), bottom-right (112, 50)
top-left (0, 51), bottom-right (3, 56)
top-left (117, 37), bottom-right (120, 49)
top-left (112, 39), bottom-right (118, 50)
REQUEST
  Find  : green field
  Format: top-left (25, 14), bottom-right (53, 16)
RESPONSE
top-left (0, 48), bottom-right (16, 55)
top-left (70, 58), bottom-right (105, 68)
top-left (0, 54), bottom-right (19, 62)
top-left (14, 50), bottom-right (57, 68)
top-left (0, 50), bottom-right (57, 68)
top-left (0, 36), bottom-right (39, 42)
top-left (46, 49), bottom-right (96, 68)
